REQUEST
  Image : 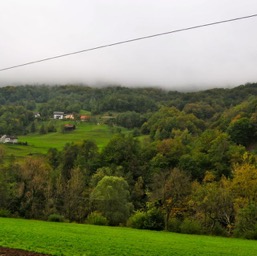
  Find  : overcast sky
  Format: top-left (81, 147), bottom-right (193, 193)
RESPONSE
top-left (0, 0), bottom-right (257, 91)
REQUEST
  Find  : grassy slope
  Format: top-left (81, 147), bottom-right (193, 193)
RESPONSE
top-left (3, 123), bottom-right (129, 159)
top-left (1, 218), bottom-right (257, 256)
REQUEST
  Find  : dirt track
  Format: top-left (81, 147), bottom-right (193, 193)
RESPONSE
top-left (0, 247), bottom-right (51, 256)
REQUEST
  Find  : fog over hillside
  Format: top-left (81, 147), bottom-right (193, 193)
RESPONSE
top-left (1, 0), bottom-right (257, 90)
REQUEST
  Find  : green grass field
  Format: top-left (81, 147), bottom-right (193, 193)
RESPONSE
top-left (0, 218), bottom-right (256, 256)
top-left (3, 122), bottom-right (129, 159)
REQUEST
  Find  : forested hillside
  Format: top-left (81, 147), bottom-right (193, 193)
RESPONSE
top-left (1, 83), bottom-right (257, 239)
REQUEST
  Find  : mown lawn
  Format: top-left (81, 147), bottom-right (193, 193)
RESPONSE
top-left (3, 123), bottom-right (129, 159)
top-left (0, 218), bottom-right (257, 256)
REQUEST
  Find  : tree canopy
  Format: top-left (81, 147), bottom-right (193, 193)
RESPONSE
top-left (1, 83), bottom-right (257, 238)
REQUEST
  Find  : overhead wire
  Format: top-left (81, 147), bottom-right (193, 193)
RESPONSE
top-left (0, 13), bottom-right (257, 72)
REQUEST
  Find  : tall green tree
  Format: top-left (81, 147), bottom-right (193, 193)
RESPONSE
top-left (75, 140), bottom-right (100, 175)
top-left (101, 134), bottom-right (141, 179)
top-left (90, 176), bottom-right (133, 225)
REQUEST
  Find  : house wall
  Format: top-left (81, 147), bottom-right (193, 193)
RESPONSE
top-left (54, 114), bottom-right (64, 119)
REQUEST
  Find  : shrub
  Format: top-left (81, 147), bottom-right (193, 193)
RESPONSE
top-left (234, 203), bottom-right (257, 239)
top-left (86, 211), bottom-right (109, 226)
top-left (243, 225), bottom-right (257, 240)
top-left (168, 218), bottom-right (182, 233)
top-left (48, 214), bottom-right (65, 222)
top-left (235, 226), bottom-right (257, 240)
top-left (132, 128), bottom-right (141, 137)
top-left (0, 209), bottom-right (11, 217)
top-left (211, 222), bottom-right (227, 236)
top-left (234, 204), bottom-right (257, 239)
top-left (127, 211), bottom-right (146, 229)
top-left (143, 207), bottom-right (165, 231)
top-left (127, 208), bottom-right (165, 231)
top-left (180, 218), bottom-right (202, 235)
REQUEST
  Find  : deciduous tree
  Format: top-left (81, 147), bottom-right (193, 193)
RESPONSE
top-left (151, 168), bottom-right (191, 230)
top-left (90, 176), bottom-right (133, 225)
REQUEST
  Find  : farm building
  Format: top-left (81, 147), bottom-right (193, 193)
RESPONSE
top-left (80, 115), bottom-right (91, 121)
top-left (34, 112), bottom-right (41, 118)
top-left (64, 114), bottom-right (75, 120)
top-left (0, 135), bottom-right (18, 144)
top-left (63, 124), bottom-right (76, 131)
top-left (53, 112), bottom-right (64, 119)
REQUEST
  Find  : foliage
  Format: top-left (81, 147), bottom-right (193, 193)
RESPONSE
top-left (0, 105), bottom-right (34, 135)
top-left (90, 176), bottom-right (133, 225)
top-left (127, 211), bottom-right (146, 229)
top-left (232, 163), bottom-right (257, 207)
top-left (227, 117), bottom-right (256, 146)
top-left (142, 207), bottom-right (165, 231)
top-left (234, 204), bottom-right (257, 239)
top-left (17, 157), bottom-right (52, 219)
top-left (116, 111), bottom-right (146, 129)
top-left (180, 218), bottom-right (203, 235)
top-left (101, 134), bottom-right (141, 179)
top-left (127, 207), bottom-right (165, 231)
top-left (47, 214), bottom-right (65, 222)
top-left (146, 107), bottom-right (205, 140)
top-left (191, 175), bottom-right (234, 235)
top-left (1, 83), bottom-right (257, 239)
top-left (0, 209), bottom-right (11, 217)
top-left (183, 102), bottom-right (215, 119)
top-left (150, 168), bottom-right (191, 230)
top-left (86, 211), bottom-right (109, 226)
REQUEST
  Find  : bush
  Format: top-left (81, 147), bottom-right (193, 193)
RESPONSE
top-left (48, 214), bottom-right (65, 222)
top-left (234, 204), bottom-right (257, 239)
top-left (180, 218), bottom-right (202, 235)
top-left (143, 207), bottom-right (165, 231)
top-left (239, 226), bottom-right (257, 240)
top-left (243, 225), bottom-right (257, 240)
top-left (211, 222), bottom-right (227, 236)
top-left (86, 212), bottom-right (109, 226)
top-left (132, 128), bottom-right (141, 137)
top-left (168, 218), bottom-right (182, 233)
top-left (127, 211), bottom-right (146, 229)
top-left (127, 208), bottom-right (165, 231)
top-left (0, 209), bottom-right (11, 217)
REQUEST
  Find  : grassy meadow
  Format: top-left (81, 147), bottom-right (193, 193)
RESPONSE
top-left (0, 217), bottom-right (257, 256)
top-left (3, 122), bottom-right (129, 159)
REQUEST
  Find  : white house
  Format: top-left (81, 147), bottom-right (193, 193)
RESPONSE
top-left (0, 135), bottom-right (18, 144)
top-left (53, 112), bottom-right (64, 119)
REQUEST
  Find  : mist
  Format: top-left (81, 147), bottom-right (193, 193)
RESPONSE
top-left (1, 0), bottom-right (257, 91)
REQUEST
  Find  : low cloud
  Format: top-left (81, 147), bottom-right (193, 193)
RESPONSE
top-left (1, 0), bottom-right (257, 91)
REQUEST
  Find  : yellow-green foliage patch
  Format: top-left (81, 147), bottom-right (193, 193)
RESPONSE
top-left (0, 218), bottom-right (257, 256)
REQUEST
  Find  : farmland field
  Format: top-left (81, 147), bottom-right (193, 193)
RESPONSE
top-left (0, 218), bottom-right (257, 256)
top-left (3, 122), bottom-right (129, 159)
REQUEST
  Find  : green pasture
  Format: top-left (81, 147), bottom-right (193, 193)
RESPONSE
top-left (0, 218), bottom-right (256, 256)
top-left (3, 122), bottom-right (129, 159)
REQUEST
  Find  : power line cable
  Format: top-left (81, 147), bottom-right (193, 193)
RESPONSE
top-left (1, 13), bottom-right (257, 72)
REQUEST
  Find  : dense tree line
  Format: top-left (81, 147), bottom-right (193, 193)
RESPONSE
top-left (1, 83), bottom-right (257, 239)
top-left (0, 131), bottom-right (256, 238)
top-left (1, 82), bottom-right (257, 136)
